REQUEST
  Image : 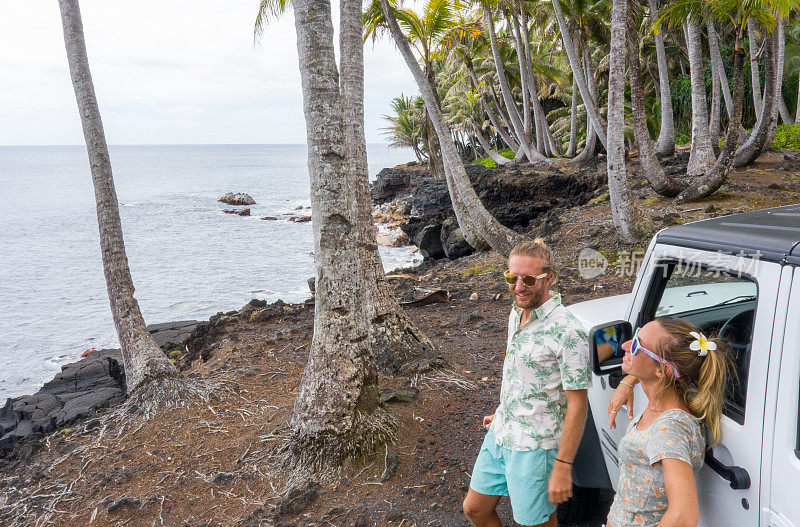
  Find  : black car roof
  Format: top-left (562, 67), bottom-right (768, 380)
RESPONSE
top-left (656, 204), bottom-right (800, 265)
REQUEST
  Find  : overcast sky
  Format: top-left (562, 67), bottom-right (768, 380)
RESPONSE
top-left (0, 1), bottom-right (419, 145)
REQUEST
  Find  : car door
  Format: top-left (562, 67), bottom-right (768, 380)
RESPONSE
top-left (628, 244), bottom-right (778, 526)
top-left (762, 265), bottom-right (799, 527)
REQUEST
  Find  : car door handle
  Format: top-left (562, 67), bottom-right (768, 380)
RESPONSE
top-left (705, 449), bottom-right (750, 489)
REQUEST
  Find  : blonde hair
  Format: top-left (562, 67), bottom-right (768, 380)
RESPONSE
top-left (509, 239), bottom-right (557, 284)
top-left (652, 318), bottom-right (732, 445)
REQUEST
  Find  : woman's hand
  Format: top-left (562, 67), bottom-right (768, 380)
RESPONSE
top-left (608, 376), bottom-right (636, 429)
top-left (482, 414), bottom-right (494, 429)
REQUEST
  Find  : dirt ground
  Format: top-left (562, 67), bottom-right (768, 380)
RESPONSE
top-left (1, 151), bottom-right (798, 527)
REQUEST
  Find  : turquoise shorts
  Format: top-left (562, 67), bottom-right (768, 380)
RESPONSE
top-left (469, 430), bottom-right (557, 526)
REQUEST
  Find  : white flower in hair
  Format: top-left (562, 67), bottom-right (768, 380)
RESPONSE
top-left (689, 331), bottom-right (716, 356)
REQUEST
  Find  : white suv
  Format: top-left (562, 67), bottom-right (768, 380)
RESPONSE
top-left (566, 204), bottom-right (800, 527)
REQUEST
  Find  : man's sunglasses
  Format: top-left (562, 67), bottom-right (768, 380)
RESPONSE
top-left (504, 272), bottom-right (548, 287)
top-left (631, 327), bottom-right (681, 378)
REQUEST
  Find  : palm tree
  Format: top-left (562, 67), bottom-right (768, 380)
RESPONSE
top-left (58, 0), bottom-right (177, 393)
top-left (259, 0), bottom-right (443, 376)
top-left (748, 18), bottom-right (764, 116)
top-left (608, 0), bottom-right (650, 242)
top-left (656, 0), bottom-right (793, 199)
top-left (685, 19), bottom-right (717, 175)
top-left (648, 0), bottom-right (676, 156)
top-left (627, 3), bottom-right (684, 197)
top-left (551, 0), bottom-right (608, 149)
top-left (340, 0), bottom-right (442, 375)
top-left (481, 5), bottom-right (539, 160)
top-left (287, 0), bottom-right (395, 469)
top-left (375, 0), bottom-right (523, 255)
top-left (382, 95), bottom-right (425, 161)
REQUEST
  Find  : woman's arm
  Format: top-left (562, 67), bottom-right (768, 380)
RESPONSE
top-left (607, 375), bottom-right (638, 428)
top-left (658, 459), bottom-right (699, 527)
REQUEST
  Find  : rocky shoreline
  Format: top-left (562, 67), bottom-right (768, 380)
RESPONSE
top-left (371, 160), bottom-right (607, 259)
top-left (0, 320), bottom-right (208, 452)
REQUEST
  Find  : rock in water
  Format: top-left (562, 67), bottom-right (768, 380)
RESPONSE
top-left (219, 192), bottom-right (256, 205)
top-left (222, 208), bottom-right (250, 216)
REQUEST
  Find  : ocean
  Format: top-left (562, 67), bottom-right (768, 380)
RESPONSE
top-left (0, 144), bottom-right (419, 400)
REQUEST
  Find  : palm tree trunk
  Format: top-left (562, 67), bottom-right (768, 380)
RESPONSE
top-left (779, 97), bottom-right (791, 124)
top-left (677, 34), bottom-right (745, 202)
top-left (686, 20), bottom-right (716, 176)
top-left (627, 28), bottom-right (684, 197)
top-left (735, 29), bottom-right (776, 167)
top-left (484, 7), bottom-right (536, 161)
top-left (288, 0), bottom-right (394, 468)
top-left (567, 75), bottom-right (579, 157)
top-left (382, 0), bottom-right (523, 255)
top-left (749, 18), bottom-right (763, 116)
top-left (708, 21), bottom-right (733, 118)
top-left (709, 41), bottom-right (722, 141)
top-left (767, 17), bottom-right (786, 145)
top-left (608, 0), bottom-right (648, 243)
top-left (648, 0), bottom-right (675, 156)
top-left (574, 111), bottom-right (597, 162)
top-left (507, 12), bottom-right (539, 158)
top-left (572, 45), bottom-right (599, 164)
top-left (485, 74), bottom-right (520, 150)
top-left (339, 0), bottom-right (440, 375)
top-left (518, 8), bottom-right (559, 157)
top-left (551, 0), bottom-right (608, 148)
top-left (484, 100), bottom-right (519, 151)
top-left (531, 75), bottom-right (560, 156)
top-left (58, 0), bottom-right (176, 393)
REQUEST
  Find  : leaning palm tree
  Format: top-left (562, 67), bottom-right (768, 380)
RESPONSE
top-left (373, 0), bottom-right (523, 255)
top-left (58, 0), bottom-right (177, 394)
top-left (550, 0), bottom-right (608, 148)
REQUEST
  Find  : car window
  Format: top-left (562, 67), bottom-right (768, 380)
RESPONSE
top-left (649, 261), bottom-right (756, 424)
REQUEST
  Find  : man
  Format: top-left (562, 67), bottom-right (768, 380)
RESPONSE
top-left (463, 239), bottom-right (591, 527)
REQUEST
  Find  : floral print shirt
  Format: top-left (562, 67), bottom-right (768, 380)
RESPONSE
top-left (489, 293), bottom-right (591, 451)
top-left (607, 409), bottom-right (706, 527)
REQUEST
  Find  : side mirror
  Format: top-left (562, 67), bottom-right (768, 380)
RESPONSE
top-left (588, 320), bottom-right (632, 375)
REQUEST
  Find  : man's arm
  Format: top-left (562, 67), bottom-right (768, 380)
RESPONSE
top-left (548, 389), bottom-right (588, 505)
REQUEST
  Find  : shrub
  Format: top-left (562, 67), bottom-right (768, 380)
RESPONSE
top-left (472, 148), bottom-right (515, 168)
top-left (773, 124), bottom-right (800, 150)
top-left (473, 157), bottom-right (498, 168)
top-left (675, 133), bottom-right (690, 145)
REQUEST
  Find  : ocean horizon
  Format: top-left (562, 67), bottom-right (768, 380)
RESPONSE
top-left (0, 143), bottom-right (419, 400)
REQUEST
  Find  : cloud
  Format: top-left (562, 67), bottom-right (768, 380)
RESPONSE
top-left (0, 0), bottom-right (418, 145)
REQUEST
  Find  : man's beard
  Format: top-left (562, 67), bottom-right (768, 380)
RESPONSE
top-left (512, 286), bottom-right (545, 310)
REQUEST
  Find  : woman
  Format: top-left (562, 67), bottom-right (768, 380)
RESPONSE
top-left (605, 318), bottom-right (730, 527)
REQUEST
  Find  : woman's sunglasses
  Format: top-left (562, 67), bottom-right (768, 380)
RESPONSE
top-left (630, 327), bottom-right (681, 378)
top-left (504, 272), bottom-right (548, 287)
